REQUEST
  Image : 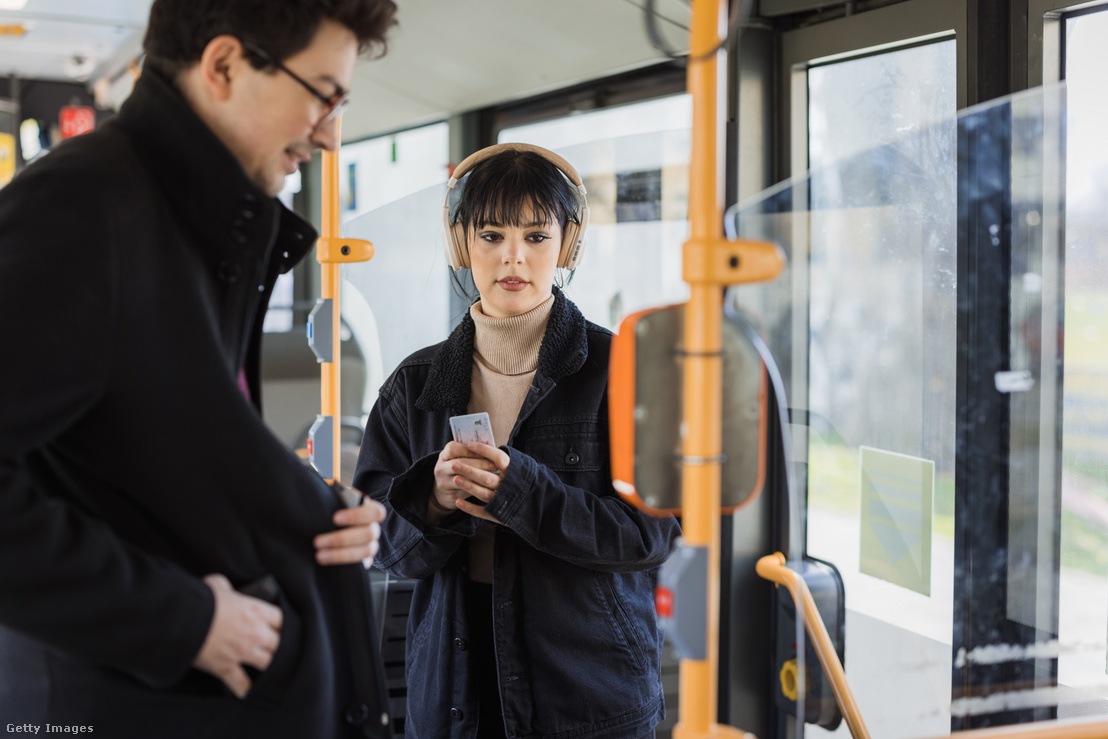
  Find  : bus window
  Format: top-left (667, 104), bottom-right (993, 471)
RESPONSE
top-left (1056, 6), bottom-right (1108, 722)
top-left (498, 95), bottom-right (693, 331)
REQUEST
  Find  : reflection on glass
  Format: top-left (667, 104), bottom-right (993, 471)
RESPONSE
top-left (1059, 8), bottom-right (1108, 720)
top-left (500, 96), bottom-right (693, 330)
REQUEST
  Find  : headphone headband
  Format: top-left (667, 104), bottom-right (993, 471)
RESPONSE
top-left (443, 143), bottom-right (590, 271)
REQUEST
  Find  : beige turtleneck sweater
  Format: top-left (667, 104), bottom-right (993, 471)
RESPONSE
top-left (465, 294), bottom-right (553, 583)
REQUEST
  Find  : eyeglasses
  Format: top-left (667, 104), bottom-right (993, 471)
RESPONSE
top-left (241, 40), bottom-right (349, 129)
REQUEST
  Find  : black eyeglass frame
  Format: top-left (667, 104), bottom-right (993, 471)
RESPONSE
top-left (240, 40), bottom-right (349, 129)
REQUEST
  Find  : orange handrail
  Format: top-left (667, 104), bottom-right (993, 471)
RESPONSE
top-left (756, 553), bottom-right (871, 739)
top-left (756, 552), bottom-right (1108, 739)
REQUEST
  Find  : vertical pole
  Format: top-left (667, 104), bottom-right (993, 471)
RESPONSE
top-left (676, 0), bottom-right (728, 736)
top-left (320, 129), bottom-right (342, 483)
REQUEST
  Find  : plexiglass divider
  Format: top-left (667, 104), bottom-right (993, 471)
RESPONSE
top-left (728, 81), bottom-right (1108, 736)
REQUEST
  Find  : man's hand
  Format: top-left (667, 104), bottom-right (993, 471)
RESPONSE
top-left (314, 496), bottom-right (386, 567)
top-left (192, 573), bottom-right (283, 699)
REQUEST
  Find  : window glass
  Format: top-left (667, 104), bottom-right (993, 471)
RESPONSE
top-left (339, 122), bottom-right (450, 224)
top-left (1058, 8), bottom-right (1108, 719)
top-left (499, 96), bottom-right (693, 330)
top-left (263, 170), bottom-right (304, 333)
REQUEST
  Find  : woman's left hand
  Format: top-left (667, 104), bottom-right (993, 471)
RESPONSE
top-left (314, 496), bottom-right (387, 567)
top-left (452, 442), bottom-right (510, 524)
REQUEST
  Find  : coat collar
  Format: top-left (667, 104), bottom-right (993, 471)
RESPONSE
top-left (111, 70), bottom-right (317, 274)
top-left (415, 287), bottom-right (589, 413)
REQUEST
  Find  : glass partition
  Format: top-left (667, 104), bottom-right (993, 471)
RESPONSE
top-left (729, 81), bottom-right (1107, 735)
top-left (543, 131), bottom-right (693, 331)
top-left (1057, 6), bottom-right (1108, 722)
top-left (340, 183), bottom-right (451, 416)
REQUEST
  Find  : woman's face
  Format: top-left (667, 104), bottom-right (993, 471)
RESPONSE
top-left (467, 208), bottom-right (563, 318)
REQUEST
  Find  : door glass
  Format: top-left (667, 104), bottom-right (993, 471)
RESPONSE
top-left (733, 39), bottom-right (962, 738)
top-left (1058, 8), bottom-right (1108, 721)
top-left (807, 40), bottom-right (957, 738)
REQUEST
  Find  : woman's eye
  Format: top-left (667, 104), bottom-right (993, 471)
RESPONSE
top-left (527, 233), bottom-right (550, 243)
top-left (479, 232), bottom-right (501, 242)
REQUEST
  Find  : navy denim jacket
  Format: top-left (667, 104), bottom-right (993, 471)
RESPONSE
top-left (353, 290), bottom-right (681, 739)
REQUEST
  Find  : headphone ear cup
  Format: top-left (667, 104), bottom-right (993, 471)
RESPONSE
top-left (442, 205), bottom-right (462, 271)
top-left (559, 203), bottom-right (589, 270)
top-left (559, 222), bottom-right (580, 269)
top-left (450, 221), bottom-right (470, 270)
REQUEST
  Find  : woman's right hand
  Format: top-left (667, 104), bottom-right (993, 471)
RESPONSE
top-left (430, 441), bottom-right (499, 521)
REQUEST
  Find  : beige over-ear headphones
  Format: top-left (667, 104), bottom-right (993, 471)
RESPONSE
top-left (442, 142), bottom-right (590, 271)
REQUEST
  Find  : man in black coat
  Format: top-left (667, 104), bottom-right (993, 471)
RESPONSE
top-left (0, 1), bottom-right (397, 736)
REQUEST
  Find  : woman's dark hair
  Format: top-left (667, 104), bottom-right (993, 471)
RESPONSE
top-left (143, 0), bottom-right (398, 79)
top-left (448, 148), bottom-right (582, 303)
top-left (451, 149), bottom-right (581, 242)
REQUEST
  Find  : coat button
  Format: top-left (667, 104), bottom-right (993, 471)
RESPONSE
top-left (565, 451), bottom-right (580, 465)
top-left (454, 637), bottom-right (467, 651)
top-left (450, 707), bottom-right (464, 721)
top-left (231, 228), bottom-right (248, 244)
top-left (344, 702), bottom-right (369, 725)
top-left (217, 260), bottom-right (242, 283)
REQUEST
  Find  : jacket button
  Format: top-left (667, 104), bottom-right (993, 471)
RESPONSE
top-left (344, 702), bottom-right (369, 725)
top-left (454, 637), bottom-right (467, 651)
top-left (217, 260), bottom-right (242, 283)
top-left (231, 228), bottom-right (248, 244)
top-left (450, 707), bottom-right (463, 721)
top-left (565, 451), bottom-right (580, 465)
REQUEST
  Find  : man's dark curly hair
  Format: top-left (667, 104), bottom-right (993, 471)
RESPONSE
top-left (143, 0), bottom-right (398, 79)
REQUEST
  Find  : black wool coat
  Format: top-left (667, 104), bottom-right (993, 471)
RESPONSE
top-left (0, 70), bottom-right (381, 737)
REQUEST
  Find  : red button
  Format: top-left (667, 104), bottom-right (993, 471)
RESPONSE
top-left (655, 586), bottom-right (674, 618)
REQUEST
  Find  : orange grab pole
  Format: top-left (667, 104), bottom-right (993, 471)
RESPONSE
top-left (673, 0), bottom-right (744, 737)
top-left (317, 122), bottom-right (373, 483)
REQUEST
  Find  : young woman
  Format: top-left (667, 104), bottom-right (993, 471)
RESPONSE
top-left (353, 143), bottom-right (680, 739)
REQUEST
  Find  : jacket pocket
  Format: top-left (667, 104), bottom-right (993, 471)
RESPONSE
top-left (245, 580), bottom-right (302, 707)
top-left (598, 573), bottom-right (648, 669)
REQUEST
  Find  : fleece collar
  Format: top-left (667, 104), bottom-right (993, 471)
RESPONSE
top-left (415, 287), bottom-right (588, 413)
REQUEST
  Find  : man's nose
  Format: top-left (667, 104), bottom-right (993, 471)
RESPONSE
top-left (311, 116), bottom-right (341, 152)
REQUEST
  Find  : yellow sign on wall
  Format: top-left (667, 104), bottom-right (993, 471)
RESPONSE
top-left (0, 133), bottom-right (15, 187)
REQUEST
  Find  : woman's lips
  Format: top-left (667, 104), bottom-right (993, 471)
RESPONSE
top-left (498, 278), bottom-right (528, 292)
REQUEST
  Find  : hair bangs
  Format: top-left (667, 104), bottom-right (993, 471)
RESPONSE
top-left (453, 149), bottom-right (579, 239)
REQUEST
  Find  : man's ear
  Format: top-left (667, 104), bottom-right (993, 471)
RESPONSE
top-left (195, 35), bottom-right (246, 102)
